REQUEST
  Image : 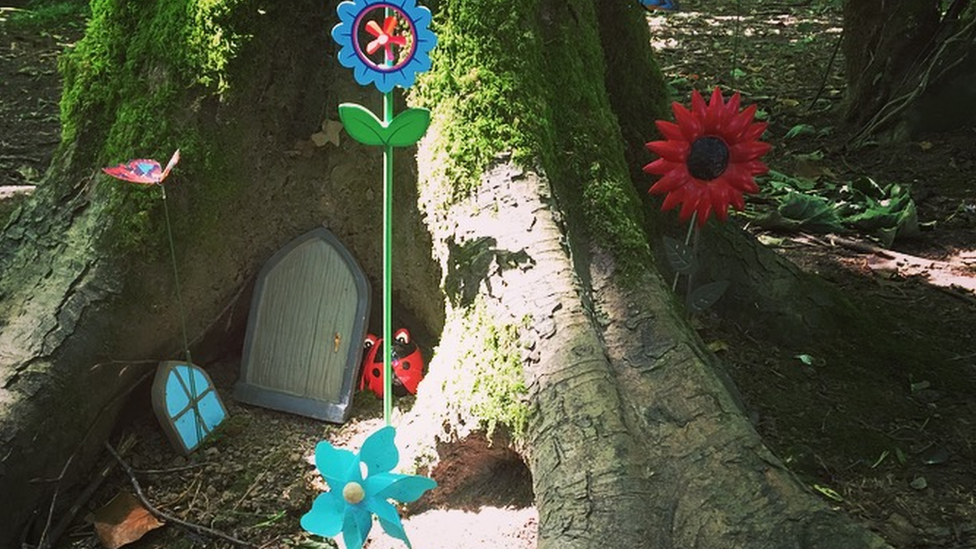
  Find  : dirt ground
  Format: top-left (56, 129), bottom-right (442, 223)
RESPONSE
top-left (2, 1), bottom-right (975, 548)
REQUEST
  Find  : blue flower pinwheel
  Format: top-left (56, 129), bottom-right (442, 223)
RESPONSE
top-left (331, 0), bottom-right (437, 93)
top-left (301, 426), bottom-right (437, 549)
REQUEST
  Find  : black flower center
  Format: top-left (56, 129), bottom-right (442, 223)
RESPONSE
top-left (687, 136), bottom-right (730, 181)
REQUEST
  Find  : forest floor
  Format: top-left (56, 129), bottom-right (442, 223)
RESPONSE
top-left (2, 0), bottom-right (975, 548)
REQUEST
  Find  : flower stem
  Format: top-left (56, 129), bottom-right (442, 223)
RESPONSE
top-left (382, 89), bottom-right (394, 427)
top-left (671, 211), bottom-right (698, 292)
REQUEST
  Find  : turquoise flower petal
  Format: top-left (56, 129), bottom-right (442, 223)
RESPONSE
top-left (366, 472), bottom-right (437, 503)
top-left (360, 425), bottom-right (398, 474)
top-left (367, 498), bottom-right (412, 548)
top-left (342, 505), bottom-right (373, 549)
top-left (314, 441), bottom-right (359, 488)
top-left (300, 490), bottom-right (346, 537)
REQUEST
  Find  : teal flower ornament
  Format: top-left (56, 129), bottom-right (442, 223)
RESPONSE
top-left (331, 0), bottom-right (437, 93)
top-left (301, 426), bottom-right (436, 548)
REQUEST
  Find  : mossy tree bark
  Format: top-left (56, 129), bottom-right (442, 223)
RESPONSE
top-left (405, 0), bottom-right (890, 547)
top-left (1, 0), bottom-right (896, 547)
top-left (842, 0), bottom-right (976, 141)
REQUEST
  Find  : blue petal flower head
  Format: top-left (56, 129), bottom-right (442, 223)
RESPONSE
top-left (331, 0), bottom-right (437, 93)
top-left (301, 426), bottom-right (437, 549)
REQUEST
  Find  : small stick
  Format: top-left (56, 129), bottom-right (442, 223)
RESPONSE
top-left (104, 442), bottom-right (256, 548)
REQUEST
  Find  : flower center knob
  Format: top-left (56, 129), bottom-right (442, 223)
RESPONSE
top-left (342, 481), bottom-right (365, 504)
top-left (378, 33), bottom-right (389, 45)
top-left (687, 136), bottom-right (730, 181)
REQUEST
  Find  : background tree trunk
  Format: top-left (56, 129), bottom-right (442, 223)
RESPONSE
top-left (0, 0), bottom-right (897, 547)
top-left (843, 0), bottom-right (976, 141)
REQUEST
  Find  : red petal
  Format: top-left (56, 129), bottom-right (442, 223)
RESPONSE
top-left (722, 92), bottom-right (741, 125)
top-left (740, 121), bottom-right (768, 142)
top-left (383, 16), bottom-right (398, 35)
top-left (649, 170), bottom-right (690, 195)
top-left (690, 89), bottom-right (707, 120)
top-left (679, 192), bottom-right (700, 222)
top-left (704, 87), bottom-right (725, 133)
top-left (724, 103), bottom-right (757, 140)
top-left (729, 191), bottom-right (746, 210)
top-left (367, 39), bottom-right (382, 55)
top-left (655, 120), bottom-right (685, 142)
top-left (661, 188), bottom-right (684, 211)
top-left (643, 158), bottom-right (678, 175)
top-left (696, 199), bottom-right (714, 225)
top-left (673, 103), bottom-right (703, 142)
top-left (730, 141), bottom-right (772, 162)
top-left (747, 159), bottom-right (770, 176)
top-left (646, 140), bottom-right (689, 161)
top-left (390, 35), bottom-right (407, 46)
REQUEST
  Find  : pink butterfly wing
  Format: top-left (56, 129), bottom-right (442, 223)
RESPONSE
top-left (159, 149), bottom-right (180, 182)
top-left (102, 159), bottom-right (162, 185)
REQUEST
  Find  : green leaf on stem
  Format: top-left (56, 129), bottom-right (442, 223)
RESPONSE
top-left (338, 103), bottom-right (387, 146)
top-left (386, 108), bottom-right (431, 147)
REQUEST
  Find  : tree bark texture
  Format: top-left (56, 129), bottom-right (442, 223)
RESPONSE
top-left (843, 0), bottom-right (976, 140)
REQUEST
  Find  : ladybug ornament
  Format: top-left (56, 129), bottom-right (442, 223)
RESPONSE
top-left (359, 328), bottom-right (424, 398)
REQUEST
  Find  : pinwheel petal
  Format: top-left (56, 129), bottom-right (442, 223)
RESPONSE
top-left (341, 507), bottom-right (373, 549)
top-left (315, 441), bottom-right (359, 488)
top-left (300, 490), bottom-right (346, 537)
top-left (360, 425), bottom-right (398, 475)
top-left (368, 499), bottom-right (413, 548)
top-left (368, 473), bottom-right (437, 503)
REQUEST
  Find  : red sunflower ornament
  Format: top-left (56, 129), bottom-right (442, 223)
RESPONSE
top-left (644, 87), bottom-right (771, 225)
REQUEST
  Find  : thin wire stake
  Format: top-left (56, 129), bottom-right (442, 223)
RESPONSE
top-left (731, 0), bottom-right (742, 88)
top-left (160, 185), bottom-right (202, 446)
top-left (671, 211), bottom-right (698, 292)
top-left (160, 186), bottom-right (191, 364)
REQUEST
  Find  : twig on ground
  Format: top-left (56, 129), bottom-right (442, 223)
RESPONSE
top-left (104, 442), bottom-right (256, 549)
top-left (35, 436), bottom-right (137, 549)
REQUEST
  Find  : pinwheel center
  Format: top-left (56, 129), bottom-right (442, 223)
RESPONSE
top-left (687, 136), bottom-right (730, 181)
top-left (342, 481), bottom-right (365, 504)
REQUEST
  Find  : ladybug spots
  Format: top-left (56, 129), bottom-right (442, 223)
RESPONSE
top-left (401, 361), bottom-right (411, 371)
top-left (372, 367), bottom-right (381, 378)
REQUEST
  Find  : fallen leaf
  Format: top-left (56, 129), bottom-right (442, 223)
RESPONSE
top-left (93, 491), bottom-right (164, 549)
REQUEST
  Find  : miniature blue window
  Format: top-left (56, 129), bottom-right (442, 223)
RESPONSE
top-left (152, 361), bottom-right (227, 454)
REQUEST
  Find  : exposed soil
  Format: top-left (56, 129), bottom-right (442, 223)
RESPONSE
top-left (2, 1), bottom-right (975, 548)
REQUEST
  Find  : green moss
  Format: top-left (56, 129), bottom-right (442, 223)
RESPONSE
top-left (416, 0), bottom-right (666, 277)
top-left (434, 301), bottom-right (529, 439)
top-left (57, 0), bottom-right (252, 255)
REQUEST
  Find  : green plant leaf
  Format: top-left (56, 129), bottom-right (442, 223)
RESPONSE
top-left (785, 124), bottom-right (816, 139)
top-left (387, 107), bottom-right (431, 147)
top-left (778, 192), bottom-right (845, 232)
top-left (687, 280), bottom-right (729, 313)
top-left (663, 236), bottom-right (696, 275)
top-left (338, 103), bottom-right (387, 146)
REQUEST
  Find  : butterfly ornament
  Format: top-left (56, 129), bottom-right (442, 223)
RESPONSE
top-left (102, 149), bottom-right (180, 186)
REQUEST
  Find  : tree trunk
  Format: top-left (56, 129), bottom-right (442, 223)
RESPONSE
top-left (403, 0), bottom-right (890, 547)
top-left (1, 0), bottom-right (893, 548)
top-left (843, 0), bottom-right (976, 141)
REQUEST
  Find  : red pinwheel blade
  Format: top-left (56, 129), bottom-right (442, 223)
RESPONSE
top-left (382, 16), bottom-right (397, 35)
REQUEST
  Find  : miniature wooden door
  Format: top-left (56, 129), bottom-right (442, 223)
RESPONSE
top-left (235, 228), bottom-right (369, 422)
